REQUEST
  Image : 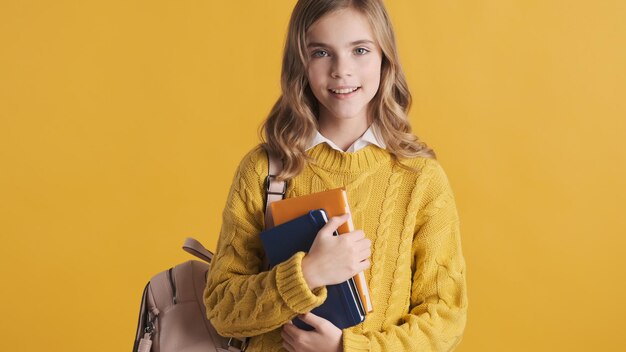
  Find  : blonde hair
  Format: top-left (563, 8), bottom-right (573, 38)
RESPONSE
top-left (258, 0), bottom-right (435, 181)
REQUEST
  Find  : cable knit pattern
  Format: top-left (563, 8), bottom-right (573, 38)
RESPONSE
top-left (204, 143), bottom-right (467, 351)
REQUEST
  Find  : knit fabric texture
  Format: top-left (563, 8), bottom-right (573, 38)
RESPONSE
top-left (203, 143), bottom-right (468, 351)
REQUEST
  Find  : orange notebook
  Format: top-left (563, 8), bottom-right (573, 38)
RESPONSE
top-left (269, 187), bottom-right (374, 314)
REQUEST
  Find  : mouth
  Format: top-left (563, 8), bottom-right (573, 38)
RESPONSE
top-left (328, 87), bottom-right (360, 94)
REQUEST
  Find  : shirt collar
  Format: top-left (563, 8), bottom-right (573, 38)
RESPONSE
top-left (306, 124), bottom-right (387, 153)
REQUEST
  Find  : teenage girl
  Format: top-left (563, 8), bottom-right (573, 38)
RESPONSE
top-left (204, 0), bottom-right (467, 351)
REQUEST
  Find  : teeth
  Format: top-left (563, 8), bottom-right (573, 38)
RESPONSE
top-left (331, 87), bottom-right (358, 94)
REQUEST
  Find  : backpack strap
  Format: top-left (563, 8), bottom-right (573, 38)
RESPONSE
top-left (182, 237), bottom-right (213, 263)
top-left (264, 148), bottom-right (287, 229)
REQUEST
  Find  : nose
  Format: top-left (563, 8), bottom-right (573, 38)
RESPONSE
top-left (330, 54), bottom-right (352, 78)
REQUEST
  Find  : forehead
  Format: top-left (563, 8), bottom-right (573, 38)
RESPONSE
top-left (305, 8), bottom-right (376, 47)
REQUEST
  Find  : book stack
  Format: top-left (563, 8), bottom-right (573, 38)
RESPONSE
top-left (259, 187), bottom-right (373, 330)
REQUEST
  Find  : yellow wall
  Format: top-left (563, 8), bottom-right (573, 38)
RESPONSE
top-left (1, 1), bottom-right (624, 351)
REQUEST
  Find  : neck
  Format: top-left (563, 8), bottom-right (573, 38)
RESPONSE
top-left (317, 114), bottom-right (371, 152)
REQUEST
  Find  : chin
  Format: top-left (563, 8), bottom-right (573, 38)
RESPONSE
top-left (323, 106), bottom-right (366, 120)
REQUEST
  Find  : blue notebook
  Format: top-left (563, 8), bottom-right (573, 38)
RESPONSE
top-left (259, 209), bottom-right (365, 330)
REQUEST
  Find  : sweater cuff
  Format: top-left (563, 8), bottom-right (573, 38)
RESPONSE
top-left (343, 329), bottom-right (370, 352)
top-left (275, 251), bottom-right (327, 314)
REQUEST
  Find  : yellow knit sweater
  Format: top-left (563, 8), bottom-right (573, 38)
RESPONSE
top-left (204, 143), bottom-right (467, 351)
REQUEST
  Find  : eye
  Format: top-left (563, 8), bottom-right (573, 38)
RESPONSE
top-left (355, 47), bottom-right (370, 55)
top-left (312, 50), bottom-right (329, 58)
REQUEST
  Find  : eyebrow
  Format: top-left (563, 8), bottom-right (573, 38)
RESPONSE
top-left (306, 39), bottom-right (376, 48)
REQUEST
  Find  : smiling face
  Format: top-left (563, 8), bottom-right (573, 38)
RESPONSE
top-left (305, 7), bottom-right (383, 126)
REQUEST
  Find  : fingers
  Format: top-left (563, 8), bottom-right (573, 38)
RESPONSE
top-left (282, 319), bottom-right (314, 351)
top-left (350, 229), bottom-right (366, 240)
top-left (346, 235), bottom-right (371, 257)
top-left (358, 246), bottom-right (372, 262)
top-left (344, 231), bottom-right (372, 251)
top-left (281, 324), bottom-right (297, 345)
top-left (341, 231), bottom-right (371, 266)
top-left (282, 338), bottom-right (295, 352)
top-left (282, 322), bottom-right (301, 352)
top-left (283, 313), bottom-right (338, 352)
top-left (319, 213), bottom-right (350, 237)
top-left (353, 235), bottom-right (370, 250)
top-left (282, 343), bottom-right (294, 352)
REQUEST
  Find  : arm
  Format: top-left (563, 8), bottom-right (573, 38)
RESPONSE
top-left (343, 161), bottom-right (468, 351)
top-left (203, 147), bottom-right (327, 338)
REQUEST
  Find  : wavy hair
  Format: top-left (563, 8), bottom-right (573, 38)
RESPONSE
top-left (258, 0), bottom-right (435, 181)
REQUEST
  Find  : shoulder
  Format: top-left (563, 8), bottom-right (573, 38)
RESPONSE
top-left (401, 156), bottom-right (450, 183)
top-left (228, 143), bottom-right (267, 184)
top-left (235, 144), bottom-right (268, 174)
top-left (401, 156), bottom-right (456, 199)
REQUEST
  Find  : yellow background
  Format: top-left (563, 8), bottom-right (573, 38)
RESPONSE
top-left (1, 0), bottom-right (625, 351)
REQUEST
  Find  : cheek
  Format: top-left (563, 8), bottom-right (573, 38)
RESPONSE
top-left (366, 58), bottom-right (382, 80)
top-left (363, 61), bottom-right (382, 91)
top-left (307, 64), bottom-right (326, 88)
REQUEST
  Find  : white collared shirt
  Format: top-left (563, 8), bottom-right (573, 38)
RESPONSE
top-left (306, 124), bottom-right (387, 153)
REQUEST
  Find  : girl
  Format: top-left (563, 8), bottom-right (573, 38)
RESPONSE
top-left (204, 0), bottom-right (467, 351)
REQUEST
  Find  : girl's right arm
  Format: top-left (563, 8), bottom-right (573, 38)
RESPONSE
top-left (203, 147), bottom-right (328, 338)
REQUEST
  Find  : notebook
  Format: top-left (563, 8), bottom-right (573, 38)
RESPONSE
top-left (259, 209), bottom-right (365, 330)
top-left (268, 187), bottom-right (373, 313)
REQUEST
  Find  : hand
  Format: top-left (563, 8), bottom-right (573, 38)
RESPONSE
top-left (302, 213), bottom-right (371, 290)
top-left (281, 312), bottom-right (343, 352)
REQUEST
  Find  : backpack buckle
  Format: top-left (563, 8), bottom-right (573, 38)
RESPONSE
top-left (228, 337), bottom-right (248, 351)
top-left (265, 174), bottom-right (286, 196)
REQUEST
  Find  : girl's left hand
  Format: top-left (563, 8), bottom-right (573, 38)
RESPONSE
top-left (281, 312), bottom-right (343, 352)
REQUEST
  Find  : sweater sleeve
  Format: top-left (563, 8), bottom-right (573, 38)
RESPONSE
top-left (343, 160), bottom-right (468, 351)
top-left (203, 146), bottom-right (328, 338)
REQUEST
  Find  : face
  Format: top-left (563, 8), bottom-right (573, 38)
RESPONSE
top-left (305, 8), bottom-right (383, 125)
